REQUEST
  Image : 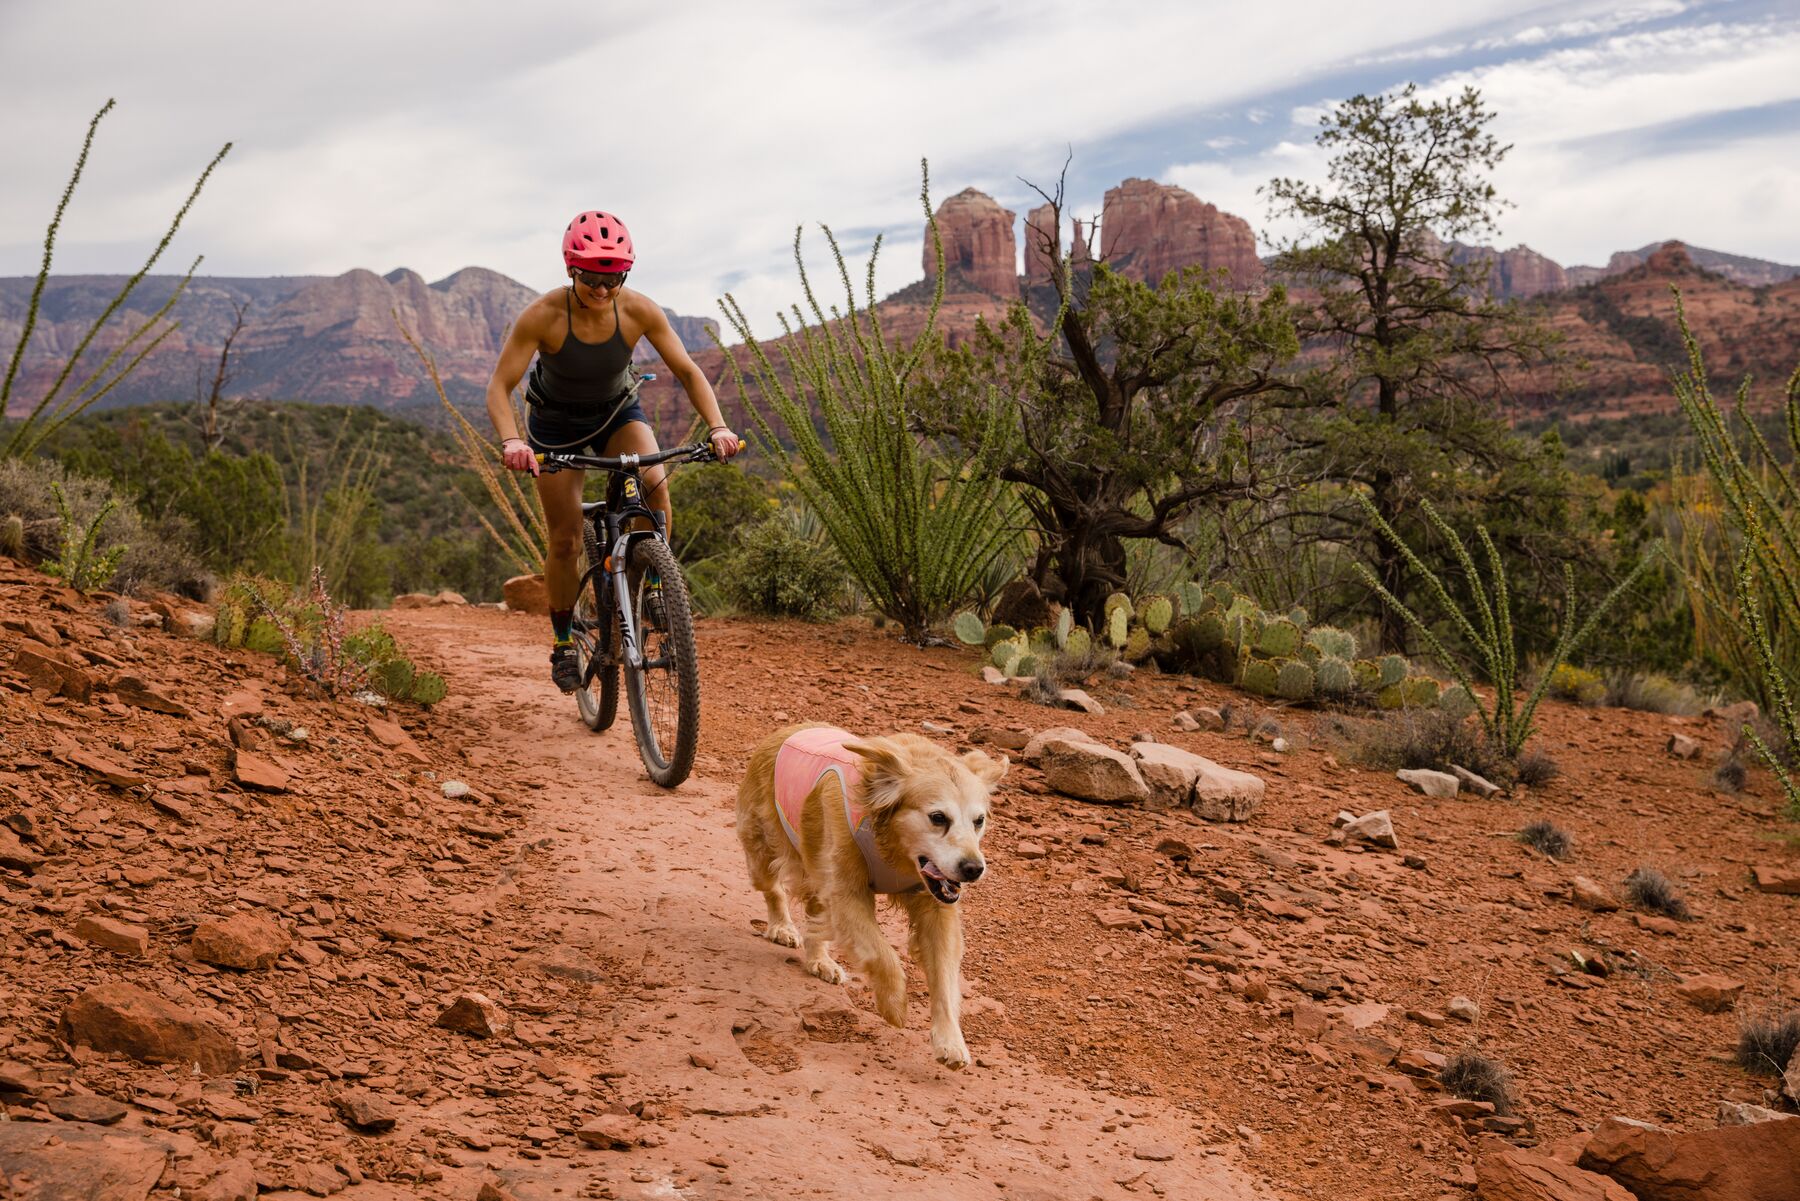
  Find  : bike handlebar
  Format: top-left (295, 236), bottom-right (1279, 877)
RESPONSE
top-left (536, 441), bottom-right (720, 474)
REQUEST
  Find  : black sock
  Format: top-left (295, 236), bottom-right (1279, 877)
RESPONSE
top-left (551, 608), bottom-right (574, 644)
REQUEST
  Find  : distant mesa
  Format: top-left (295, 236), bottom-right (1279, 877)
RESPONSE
top-left (1097, 178), bottom-right (1263, 290)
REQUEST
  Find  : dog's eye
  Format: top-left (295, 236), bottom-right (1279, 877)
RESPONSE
top-left (929, 812), bottom-right (950, 829)
top-left (973, 814), bottom-right (985, 829)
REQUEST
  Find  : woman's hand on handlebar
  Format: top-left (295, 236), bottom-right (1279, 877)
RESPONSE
top-left (708, 426), bottom-right (744, 461)
top-left (501, 437), bottom-right (539, 476)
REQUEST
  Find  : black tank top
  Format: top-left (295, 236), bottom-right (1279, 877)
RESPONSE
top-left (526, 290), bottom-right (635, 410)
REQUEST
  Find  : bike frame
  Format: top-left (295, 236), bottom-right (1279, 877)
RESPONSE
top-left (538, 441), bottom-right (715, 684)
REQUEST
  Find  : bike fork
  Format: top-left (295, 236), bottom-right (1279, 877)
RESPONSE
top-left (609, 537), bottom-right (644, 670)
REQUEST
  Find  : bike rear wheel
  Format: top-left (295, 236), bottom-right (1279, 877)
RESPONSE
top-left (622, 537), bottom-right (700, 787)
top-left (572, 565), bottom-right (620, 732)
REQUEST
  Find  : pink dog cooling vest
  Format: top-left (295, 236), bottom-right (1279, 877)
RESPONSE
top-left (773, 726), bottom-right (918, 894)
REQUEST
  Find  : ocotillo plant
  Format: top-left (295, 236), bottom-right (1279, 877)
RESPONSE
top-left (1668, 290), bottom-right (1800, 816)
top-left (716, 160), bottom-right (1023, 642)
top-left (3, 100), bottom-right (231, 460)
top-left (1352, 492), bottom-right (1654, 759)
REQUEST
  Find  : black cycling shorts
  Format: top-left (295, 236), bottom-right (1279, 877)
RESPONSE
top-left (524, 400), bottom-right (650, 455)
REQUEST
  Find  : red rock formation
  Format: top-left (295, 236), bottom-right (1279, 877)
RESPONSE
top-left (1098, 179), bottom-right (1262, 289)
top-left (1579, 1113), bottom-right (1800, 1200)
top-left (923, 188), bottom-right (1018, 298)
top-left (1023, 203), bottom-right (1060, 287)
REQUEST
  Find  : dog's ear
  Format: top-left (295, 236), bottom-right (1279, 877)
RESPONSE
top-left (962, 749), bottom-right (1008, 787)
top-left (843, 739), bottom-right (908, 812)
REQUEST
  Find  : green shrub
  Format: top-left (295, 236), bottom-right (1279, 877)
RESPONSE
top-left (725, 508), bottom-right (847, 621)
top-left (666, 462), bottom-right (773, 564)
top-left (1603, 668), bottom-right (1705, 716)
top-left (0, 456), bottom-right (205, 595)
top-left (1546, 663), bottom-right (1605, 706)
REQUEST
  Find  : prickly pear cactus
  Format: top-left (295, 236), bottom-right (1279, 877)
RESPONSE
top-left (1376, 683), bottom-right (1407, 710)
top-left (212, 599), bottom-right (247, 648)
top-left (983, 623), bottom-right (1017, 648)
top-left (1298, 642), bottom-right (1323, 666)
top-left (1275, 659), bottom-right (1315, 702)
top-left (1439, 682), bottom-right (1478, 719)
top-left (375, 657), bottom-right (416, 699)
top-left (1064, 627), bottom-right (1092, 658)
top-left (1176, 581), bottom-right (1207, 617)
top-left (1014, 653), bottom-right (1042, 678)
top-left (1106, 605), bottom-right (1129, 648)
top-left (1103, 591), bottom-right (1133, 624)
top-left (1140, 595), bottom-right (1173, 636)
top-left (1378, 654), bottom-right (1409, 688)
top-left (1206, 580), bottom-right (1235, 609)
top-left (1286, 606), bottom-right (1310, 629)
top-left (1241, 658), bottom-right (1279, 696)
top-left (410, 671), bottom-right (448, 705)
top-left (992, 641), bottom-right (1021, 673)
top-left (1352, 659), bottom-right (1382, 691)
top-left (1124, 625), bottom-right (1153, 662)
top-left (1029, 627), bottom-right (1058, 655)
top-left (1316, 655), bottom-right (1353, 695)
top-left (245, 618), bottom-right (285, 655)
top-left (1306, 626), bottom-right (1358, 661)
top-left (1257, 618), bottom-right (1302, 658)
top-left (952, 611), bottom-right (986, 646)
top-left (1053, 607), bottom-right (1073, 649)
top-left (1403, 676), bottom-right (1441, 708)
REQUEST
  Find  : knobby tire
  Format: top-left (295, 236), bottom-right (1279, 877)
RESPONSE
top-left (623, 537), bottom-right (699, 787)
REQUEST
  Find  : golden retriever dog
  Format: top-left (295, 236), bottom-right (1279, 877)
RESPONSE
top-left (736, 722), bottom-right (1006, 1069)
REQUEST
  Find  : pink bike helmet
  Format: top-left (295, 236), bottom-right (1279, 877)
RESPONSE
top-left (563, 210), bottom-right (635, 272)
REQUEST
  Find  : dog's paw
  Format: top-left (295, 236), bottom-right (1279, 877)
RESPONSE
top-left (874, 980), bottom-right (908, 1028)
top-left (806, 957), bottom-right (847, 985)
top-left (932, 1028), bottom-right (970, 1070)
top-left (765, 923), bottom-right (800, 948)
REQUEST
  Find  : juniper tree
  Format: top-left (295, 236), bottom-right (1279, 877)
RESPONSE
top-left (1265, 84), bottom-right (1561, 651)
top-left (918, 180), bottom-right (1301, 628)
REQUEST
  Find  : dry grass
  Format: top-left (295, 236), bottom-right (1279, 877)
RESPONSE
top-left (1735, 1009), bottom-right (1800, 1076)
top-left (1438, 1049), bottom-right (1515, 1116)
top-left (1514, 746), bottom-right (1561, 787)
top-left (1320, 709), bottom-right (1508, 781)
top-left (1603, 669), bottom-right (1708, 716)
top-left (1517, 819), bottom-right (1572, 860)
top-left (1623, 866), bottom-right (1693, 921)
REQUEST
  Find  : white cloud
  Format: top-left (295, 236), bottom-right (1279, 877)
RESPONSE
top-left (2, 0), bottom-right (1793, 343)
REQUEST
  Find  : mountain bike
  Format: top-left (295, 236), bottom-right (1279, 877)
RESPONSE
top-left (538, 441), bottom-right (715, 787)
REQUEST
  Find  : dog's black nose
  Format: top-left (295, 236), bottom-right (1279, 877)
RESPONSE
top-left (959, 859), bottom-right (985, 882)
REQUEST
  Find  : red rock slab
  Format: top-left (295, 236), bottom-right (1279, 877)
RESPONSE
top-left (0, 1119), bottom-right (179, 1201)
top-left (72, 914), bottom-right (149, 956)
top-left (365, 718), bottom-right (428, 763)
top-left (109, 675), bottom-right (191, 718)
top-left (1752, 864), bottom-right (1800, 895)
top-left (12, 641), bottom-right (92, 701)
top-left (1580, 1113), bottom-right (1800, 1200)
top-left (1477, 1146), bottom-right (1638, 1200)
top-left (228, 750), bottom-right (289, 793)
top-left (59, 982), bottom-right (240, 1074)
top-left (1675, 974), bottom-right (1745, 1013)
top-left (191, 913), bottom-right (290, 970)
top-left (68, 749), bottom-right (146, 789)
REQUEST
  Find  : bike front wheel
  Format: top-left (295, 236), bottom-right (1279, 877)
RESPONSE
top-left (622, 537), bottom-right (700, 787)
top-left (572, 565), bottom-right (620, 732)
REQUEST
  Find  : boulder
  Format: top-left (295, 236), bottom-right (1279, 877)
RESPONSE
top-left (1039, 738), bottom-right (1149, 805)
top-left (330, 1087), bottom-right (397, 1132)
top-left (390, 593), bottom-right (435, 609)
top-left (1128, 742), bottom-right (1262, 820)
top-left (502, 573), bottom-right (550, 616)
top-left (197, 1157), bottom-right (260, 1201)
top-left (1475, 1146), bottom-right (1638, 1201)
top-left (11, 641), bottom-right (93, 701)
top-left (1057, 688), bottom-right (1104, 715)
top-left (1571, 876), bottom-right (1622, 912)
top-left (435, 992), bottom-right (508, 1039)
top-left (59, 982), bottom-right (239, 1073)
top-left (1667, 733), bottom-right (1702, 760)
top-left (1397, 768), bottom-right (1459, 798)
top-left (1580, 1113), bottom-right (1800, 1201)
top-left (1451, 764), bottom-right (1503, 798)
top-left (191, 913), bottom-right (290, 970)
top-left (1717, 1101), bottom-right (1794, 1126)
top-left (1021, 726), bottom-right (1098, 763)
top-left (433, 589), bottom-right (467, 605)
top-left (0, 826), bottom-right (45, 873)
top-left (1343, 810), bottom-right (1397, 849)
top-left (1675, 974), bottom-right (1744, 1013)
top-left (0, 1120), bottom-right (181, 1201)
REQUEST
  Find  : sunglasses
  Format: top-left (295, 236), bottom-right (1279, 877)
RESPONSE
top-left (572, 268), bottom-right (627, 290)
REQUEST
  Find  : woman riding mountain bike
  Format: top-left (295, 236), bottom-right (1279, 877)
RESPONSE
top-left (485, 209), bottom-right (743, 691)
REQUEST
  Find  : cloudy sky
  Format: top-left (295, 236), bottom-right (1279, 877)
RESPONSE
top-left (2, 0), bottom-right (1796, 332)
